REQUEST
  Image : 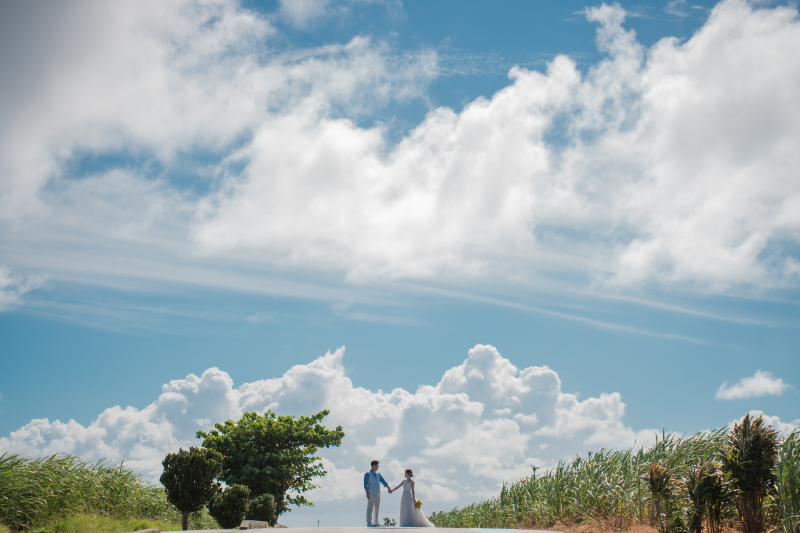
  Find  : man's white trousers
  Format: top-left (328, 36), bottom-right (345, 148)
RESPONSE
top-left (366, 491), bottom-right (381, 526)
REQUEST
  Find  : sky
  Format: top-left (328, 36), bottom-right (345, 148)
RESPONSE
top-left (1, 0), bottom-right (799, 527)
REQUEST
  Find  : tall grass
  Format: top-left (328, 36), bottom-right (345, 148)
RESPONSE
top-left (432, 429), bottom-right (740, 529)
top-left (775, 430), bottom-right (800, 533)
top-left (0, 453), bottom-right (217, 531)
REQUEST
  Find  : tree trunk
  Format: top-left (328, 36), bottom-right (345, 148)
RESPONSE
top-left (182, 510), bottom-right (189, 531)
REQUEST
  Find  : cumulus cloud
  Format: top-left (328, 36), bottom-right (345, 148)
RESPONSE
top-left (0, 0), bottom-right (433, 221)
top-left (716, 370), bottom-right (791, 400)
top-left (190, 0), bottom-right (800, 291)
top-left (0, 345), bottom-right (655, 507)
top-left (1, 0), bottom-right (800, 310)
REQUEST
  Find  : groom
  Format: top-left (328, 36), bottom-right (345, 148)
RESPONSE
top-left (364, 459), bottom-right (391, 527)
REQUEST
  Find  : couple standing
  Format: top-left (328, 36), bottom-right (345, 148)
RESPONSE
top-left (364, 460), bottom-right (435, 527)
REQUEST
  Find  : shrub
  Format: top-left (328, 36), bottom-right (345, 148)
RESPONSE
top-left (208, 484), bottom-right (250, 529)
top-left (245, 493), bottom-right (278, 525)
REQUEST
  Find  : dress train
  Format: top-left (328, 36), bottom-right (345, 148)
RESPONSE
top-left (399, 480), bottom-right (434, 527)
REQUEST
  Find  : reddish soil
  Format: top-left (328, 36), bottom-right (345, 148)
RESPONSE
top-left (538, 521), bottom-right (658, 533)
top-left (523, 521), bottom-right (749, 533)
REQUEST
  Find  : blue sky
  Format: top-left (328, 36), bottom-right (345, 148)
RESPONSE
top-left (1, 0), bottom-right (799, 527)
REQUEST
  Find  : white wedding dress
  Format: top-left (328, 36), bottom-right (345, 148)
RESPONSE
top-left (399, 480), bottom-right (435, 527)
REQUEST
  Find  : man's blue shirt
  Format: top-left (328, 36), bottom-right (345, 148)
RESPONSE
top-left (364, 470), bottom-right (389, 492)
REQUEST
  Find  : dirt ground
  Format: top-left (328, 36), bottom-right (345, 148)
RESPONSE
top-left (539, 521), bottom-right (658, 533)
top-left (531, 521), bottom-right (750, 533)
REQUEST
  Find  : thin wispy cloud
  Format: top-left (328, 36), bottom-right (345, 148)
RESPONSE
top-left (585, 291), bottom-right (796, 328)
top-left (0, 266), bottom-right (46, 312)
top-left (716, 370), bottom-right (792, 400)
top-left (416, 284), bottom-right (733, 347)
top-left (664, 0), bottom-right (709, 18)
top-left (433, 51), bottom-right (554, 77)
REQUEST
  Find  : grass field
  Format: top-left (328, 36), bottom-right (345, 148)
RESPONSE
top-left (431, 427), bottom-right (800, 533)
top-left (0, 453), bottom-right (217, 532)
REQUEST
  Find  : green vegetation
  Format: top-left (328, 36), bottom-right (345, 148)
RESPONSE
top-left (642, 462), bottom-right (680, 533)
top-left (25, 514), bottom-right (178, 533)
top-left (160, 447), bottom-right (223, 530)
top-left (775, 429), bottom-right (800, 533)
top-left (432, 417), bottom-right (800, 533)
top-left (197, 409), bottom-right (344, 516)
top-left (0, 453), bottom-right (217, 532)
top-left (245, 493), bottom-right (278, 525)
top-left (2, 409), bottom-right (343, 531)
top-left (722, 414), bottom-right (779, 533)
top-left (208, 484), bottom-right (250, 529)
top-left (683, 461), bottom-right (727, 533)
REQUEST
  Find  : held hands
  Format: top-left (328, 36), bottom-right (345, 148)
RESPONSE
top-left (388, 488), bottom-right (393, 494)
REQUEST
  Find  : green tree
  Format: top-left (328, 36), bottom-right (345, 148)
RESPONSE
top-left (197, 409), bottom-right (344, 515)
top-left (720, 413), bottom-right (779, 533)
top-left (160, 447), bottom-right (222, 531)
top-left (208, 484), bottom-right (250, 529)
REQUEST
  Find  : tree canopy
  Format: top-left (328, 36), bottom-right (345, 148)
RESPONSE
top-left (197, 409), bottom-right (344, 514)
top-left (160, 447), bottom-right (222, 530)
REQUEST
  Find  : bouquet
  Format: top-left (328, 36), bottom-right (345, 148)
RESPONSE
top-left (415, 499), bottom-right (422, 509)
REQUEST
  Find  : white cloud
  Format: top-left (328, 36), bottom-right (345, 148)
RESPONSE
top-left (1, 0), bottom-right (800, 310)
top-left (277, 0), bottom-right (396, 29)
top-left (0, 0), bottom-right (433, 221)
top-left (0, 345), bottom-right (655, 508)
top-left (192, 0), bottom-right (800, 290)
top-left (0, 0), bottom-right (272, 220)
top-left (0, 266), bottom-right (46, 312)
top-left (665, 0), bottom-right (707, 17)
top-left (716, 370), bottom-right (791, 400)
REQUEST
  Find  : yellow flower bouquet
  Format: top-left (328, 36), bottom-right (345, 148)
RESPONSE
top-left (415, 499), bottom-right (422, 509)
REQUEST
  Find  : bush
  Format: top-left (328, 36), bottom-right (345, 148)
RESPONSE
top-left (208, 484), bottom-right (250, 529)
top-left (245, 493), bottom-right (278, 525)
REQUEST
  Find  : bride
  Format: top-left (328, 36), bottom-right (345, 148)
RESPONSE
top-left (390, 469), bottom-right (435, 527)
